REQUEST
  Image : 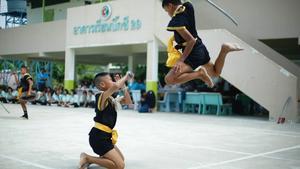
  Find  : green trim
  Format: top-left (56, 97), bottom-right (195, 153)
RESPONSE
top-left (44, 9), bottom-right (54, 22)
top-left (64, 80), bottom-right (75, 90)
top-left (146, 81), bottom-right (158, 109)
top-left (146, 81), bottom-right (158, 94)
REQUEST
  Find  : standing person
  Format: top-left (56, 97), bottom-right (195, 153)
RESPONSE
top-left (79, 72), bottom-right (132, 169)
top-left (37, 68), bottom-right (48, 91)
top-left (162, 0), bottom-right (243, 88)
top-left (17, 65), bottom-right (35, 119)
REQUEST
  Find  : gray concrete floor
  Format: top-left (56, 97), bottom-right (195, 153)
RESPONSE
top-left (0, 103), bottom-right (300, 169)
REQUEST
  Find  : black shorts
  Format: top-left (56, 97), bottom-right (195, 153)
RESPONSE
top-left (20, 92), bottom-right (36, 101)
top-left (183, 41), bottom-right (210, 70)
top-left (89, 127), bottom-right (114, 156)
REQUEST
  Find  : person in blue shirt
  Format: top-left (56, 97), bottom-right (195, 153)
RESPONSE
top-left (137, 79), bottom-right (146, 91)
top-left (127, 78), bottom-right (139, 91)
top-left (37, 68), bottom-right (49, 91)
top-left (162, 0), bottom-right (243, 88)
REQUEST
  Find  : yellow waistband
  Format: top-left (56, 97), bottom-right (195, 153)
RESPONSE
top-left (94, 122), bottom-right (118, 145)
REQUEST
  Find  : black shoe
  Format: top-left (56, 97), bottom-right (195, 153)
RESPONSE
top-left (21, 114), bottom-right (29, 120)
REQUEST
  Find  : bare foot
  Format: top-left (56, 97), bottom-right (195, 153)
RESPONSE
top-left (79, 153), bottom-right (89, 169)
top-left (222, 43), bottom-right (243, 53)
top-left (195, 67), bottom-right (214, 88)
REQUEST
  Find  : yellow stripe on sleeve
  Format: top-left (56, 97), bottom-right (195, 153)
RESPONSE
top-left (167, 26), bottom-right (186, 31)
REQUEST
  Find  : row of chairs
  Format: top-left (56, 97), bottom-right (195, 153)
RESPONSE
top-left (183, 92), bottom-right (232, 115)
top-left (158, 92), bottom-right (232, 115)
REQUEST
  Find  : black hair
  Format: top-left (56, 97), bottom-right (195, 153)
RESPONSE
top-left (21, 65), bottom-right (27, 69)
top-left (71, 89), bottom-right (77, 95)
top-left (162, 0), bottom-right (182, 8)
top-left (94, 72), bottom-right (110, 89)
top-left (64, 89), bottom-right (69, 95)
top-left (88, 90), bottom-right (94, 94)
top-left (112, 73), bottom-right (122, 82)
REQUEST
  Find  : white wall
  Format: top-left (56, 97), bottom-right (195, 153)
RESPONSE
top-left (0, 16), bottom-right (4, 28)
top-left (191, 0), bottom-right (300, 97)
top-left (66, 0), bottom-right (155, 48)
top-left (154, 0), bottom-right (172, 46)
top-left (192, 0), bottom-right (300, 39)
top-left (27, 0), bottom-right (84, 24)
top-left (0, 20), bottom-right (66, 55)
top-left (200, 29), bottom-right (299, 122)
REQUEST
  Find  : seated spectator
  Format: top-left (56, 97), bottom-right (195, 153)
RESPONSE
top-left (52, 89), bottom-right (61, 105)
top-left (45, 87), bottom-right (53, 106)
top-left (32, 90), bottom-right (47, 105)
top-left (80, 90), bottom-right (88, 107)
top-left (87, 90), bottom-right (96, 108)
top-left (0, 87), bottom-right (8, 103)
top-left (138, 90), bottom-right (156, 113)
top-left (69, 89), bottom-right (80, 108)
top-left (5, 87), bottom-right (18, 103)
top-left (62, 89), bottom-right (71, 107)
top-left (57, 88), bottom-right (65, 106)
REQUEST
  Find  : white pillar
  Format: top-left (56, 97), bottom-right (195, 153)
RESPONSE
top-left (128, 55), bottom-right (133, 71)
top-left (146, 38), bottom-right (159, 93)
top-left (64, 48), bottom-right (75, 90)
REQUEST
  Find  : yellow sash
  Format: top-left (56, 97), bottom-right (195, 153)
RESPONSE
top-left (166, 35), bottom-right (182, 67)
top-left (94, 122), bottom-right (118, 145)
top-left (17, 87), bottom-right (23, 99)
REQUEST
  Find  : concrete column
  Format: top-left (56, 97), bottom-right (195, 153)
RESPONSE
top-left (64, 48), bottom-right (75, 90)
top-left (128, 55), bottom-right (134, 71)
top-left (146, 38), bottom-right (159, 94)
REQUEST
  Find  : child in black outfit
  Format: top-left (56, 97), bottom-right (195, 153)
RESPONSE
top-left (79, 72), bottom-right (132, 169)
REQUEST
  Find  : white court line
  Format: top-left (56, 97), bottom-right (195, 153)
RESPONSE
top-left (140, 138), bottom-right (300, 163)
top-left (160, 141), bottom-right (253, 155)
top-left (244, 129), bottom-right (300, 138)
top-left (124, 136), bottom-right (253, 155)
top-left (263, 155), bottom-right (300, 163)
top-left (187, 145), bottom-right (300, 169)
top-left (0, 154), bottom-right (58, 169)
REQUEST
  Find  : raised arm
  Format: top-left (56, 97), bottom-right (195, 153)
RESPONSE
top-left (99, 73), bottom-right (131, 110)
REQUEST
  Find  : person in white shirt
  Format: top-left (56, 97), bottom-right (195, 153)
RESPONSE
top-left (52, 89), bottom-right (60, 105)
top-left (80, 90), bottom-right (88, 107)
top-left (62, 89), bottom-right (72, 107)
top-left (0, 87), bottom-right (8, 103)
top-left (87, 90), bottom-right (96, 108)
top-left (68, 89), bottom-right (80, 108)
top-left (5, 87), bottom-right (18, 103)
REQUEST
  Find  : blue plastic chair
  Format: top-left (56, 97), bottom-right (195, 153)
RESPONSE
top-left (202, 93), bottom-right (222, 115)
top-left (158, 91), bottom-right (181, 112)
top-left (202, 92), bottom-right (232, 116)
top-left (183, 92), bottom-right (203, 114)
